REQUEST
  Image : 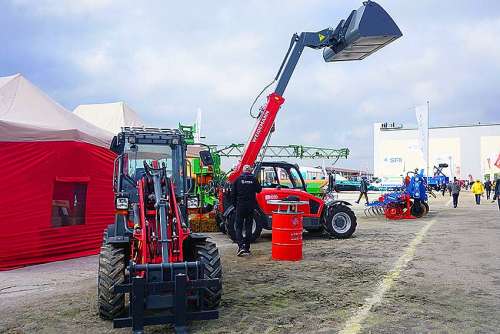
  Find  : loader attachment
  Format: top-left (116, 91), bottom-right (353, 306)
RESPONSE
top-left (323, 1), bottom-right (402, 62)
top-left (114, 262), bottom-right (220, 334)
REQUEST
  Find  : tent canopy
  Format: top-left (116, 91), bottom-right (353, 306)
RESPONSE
top-left (0, 73), bottom-right (113, 147)
top-left (74, 101), bottom-right (144, 135)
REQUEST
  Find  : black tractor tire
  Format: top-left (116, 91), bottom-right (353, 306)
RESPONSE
top-left (411, 201), bottom-right (425, 218)
top-left (97, 237), bottom-right (126, 320)
top-left (225, 210), bottom-right (262, 243)
top-left (194, 240), bottom-right (223, 309)
top-left (324, 204), bottom-right (357, 239)
top-left (304, 226), bottom-right (325, 236)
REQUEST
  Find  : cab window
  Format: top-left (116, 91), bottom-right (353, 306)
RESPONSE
top-left (258, 167), bottom-right (280, 188)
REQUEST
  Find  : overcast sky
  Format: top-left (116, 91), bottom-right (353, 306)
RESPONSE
top-left (2, 0), bottom-right (499, 171)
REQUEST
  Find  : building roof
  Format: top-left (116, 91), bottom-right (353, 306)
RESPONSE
top-left (379, 121), bottom-right (500, 131)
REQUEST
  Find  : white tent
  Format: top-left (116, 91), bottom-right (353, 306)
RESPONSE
top-left (74, 102), bottom-right (144, 135)
top-left (0, 73), bottom-right (113, 147)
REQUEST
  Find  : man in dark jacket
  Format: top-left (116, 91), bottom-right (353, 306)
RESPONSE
top-left (484, 179), bottom-right (492, 200)
top-left (494, 178), bottom-right (500, 211)
top-left (355, 177), bottom-right (369, 205)
top-left (231, 165), bottom-right (262, 256)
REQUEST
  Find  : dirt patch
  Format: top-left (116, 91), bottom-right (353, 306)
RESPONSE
top-left (1, 192), bottom-right (499, 333)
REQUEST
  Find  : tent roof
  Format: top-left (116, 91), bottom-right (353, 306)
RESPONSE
top-left (74, 102), bottom-right (144, 135)
top-left (0, 73), bottom-right (113, 147)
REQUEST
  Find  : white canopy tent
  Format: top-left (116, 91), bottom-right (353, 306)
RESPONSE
top-left (0, 73), bottom-right (113, 147)
top-left (74, 102), bottom-right (144, 135)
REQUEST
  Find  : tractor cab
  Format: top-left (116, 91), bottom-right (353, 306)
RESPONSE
top-left (254, 161), bottom-right (323, 228)
top-left (255, 161), bottom-right (306, 191)
top-left (111, 127), bottom-right (187, 201)
top-left (107, 127), bottom-right (188, 241)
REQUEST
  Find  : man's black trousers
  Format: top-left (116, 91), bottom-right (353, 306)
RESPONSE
top-left (357, 192), bottom-right (369, 204)
top-left (235, 207), bottom-right (254, 250)
top-left (452, 193), bottom-right (459, 208)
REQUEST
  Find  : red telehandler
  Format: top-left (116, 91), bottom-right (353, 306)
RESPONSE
top-left (216, 1), bottom-right (402, 242)
top-left (98, 128), bottom-right (222, 334)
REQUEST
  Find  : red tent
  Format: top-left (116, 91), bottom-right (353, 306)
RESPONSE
top-left (0, 74), bottom-right (116, 270)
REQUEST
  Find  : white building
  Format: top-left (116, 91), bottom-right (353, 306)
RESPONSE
top-left (373, 122), bottom-right (500, 181)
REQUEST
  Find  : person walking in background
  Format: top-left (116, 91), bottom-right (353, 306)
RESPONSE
top-left (447, 181), bottom-right (453, 196)
top-left (356, 176), bottom-right (369, 205)
top-left (484, 179), bottom-right (492, 200)
top-left (451, 178), bottom-right (460, 208)
top-left (441, 181), bottom-right (447, 196)
top-left (493, 178), bottom-right (500, 210)
top-left (471, 179), bottom-right (485, 205)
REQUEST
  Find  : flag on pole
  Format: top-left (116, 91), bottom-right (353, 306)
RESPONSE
top-left (415, 104), bottom-right (429, 173)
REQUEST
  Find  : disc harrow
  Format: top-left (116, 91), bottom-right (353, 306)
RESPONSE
top-left (364, 169), bottom-right (430, 221)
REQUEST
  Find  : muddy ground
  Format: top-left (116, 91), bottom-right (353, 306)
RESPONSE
top-left (1, 191), bottom-right (499, 333)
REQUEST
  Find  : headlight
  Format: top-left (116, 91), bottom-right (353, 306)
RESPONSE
top-left (115, 197), bottom-right (129, 210)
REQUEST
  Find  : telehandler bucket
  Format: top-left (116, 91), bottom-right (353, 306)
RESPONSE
top-left (323, 1), bottom-right (402, 62)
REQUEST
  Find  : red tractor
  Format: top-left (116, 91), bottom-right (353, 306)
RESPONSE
top-left (215, 1), bottom-right (402, 242)
top-left (220, 161), bottom-right (357, 242)
top-left (98, 127), bottom-right (222, 334)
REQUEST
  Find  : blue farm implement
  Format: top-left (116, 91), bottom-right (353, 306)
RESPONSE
top-left (364, 170), bottom-right (429, 220)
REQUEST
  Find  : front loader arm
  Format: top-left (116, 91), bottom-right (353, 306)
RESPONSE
top-left (229, 30), bottom-right (336, 183)
top-left (228, 1), bottom-right (402, 183)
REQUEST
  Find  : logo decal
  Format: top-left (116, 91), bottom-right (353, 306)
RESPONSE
top-left (252, 110), bottom-right (270, 142)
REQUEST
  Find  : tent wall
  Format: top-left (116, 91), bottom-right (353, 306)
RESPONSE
top-left (0, 141), bottom-right (116, 270)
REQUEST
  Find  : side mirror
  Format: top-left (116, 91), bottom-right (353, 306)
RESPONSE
top-left (199, 150), bottom-right (214, 166)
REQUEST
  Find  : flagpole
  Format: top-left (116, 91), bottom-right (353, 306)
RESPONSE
top-left (426, 100), bottom-right (430, 178)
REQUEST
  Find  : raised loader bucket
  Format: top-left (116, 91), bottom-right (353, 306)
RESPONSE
top-left (323, 1), bottom-right (402, 62)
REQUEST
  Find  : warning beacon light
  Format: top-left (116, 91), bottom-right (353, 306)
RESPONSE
top-left (323, 1), bottom-right (402, 62)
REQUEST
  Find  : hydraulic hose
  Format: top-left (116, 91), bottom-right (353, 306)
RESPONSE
top-left (249, 34), bottom-right (297, 119)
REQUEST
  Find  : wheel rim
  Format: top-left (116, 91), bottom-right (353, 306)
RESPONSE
top-left (332, 212), bottom-right (351, 233)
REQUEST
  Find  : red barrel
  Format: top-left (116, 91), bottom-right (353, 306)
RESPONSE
top-left (272, 211), bottom-right (303, 261)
